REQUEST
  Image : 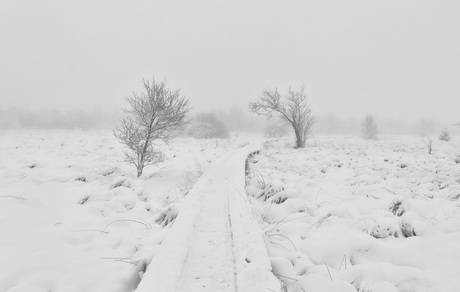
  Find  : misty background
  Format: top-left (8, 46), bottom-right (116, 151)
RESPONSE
top-left (1, 1), bottom-right (459, 134)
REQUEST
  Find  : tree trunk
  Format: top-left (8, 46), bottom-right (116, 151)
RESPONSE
top-left (296, 138), bottom-right (305, 148)
top-left (294, 127), bottom-right (305, 148)
top-left (137, 163), bottom-right (143, 177)
top-left (137, 133), bottom-right (152, 177)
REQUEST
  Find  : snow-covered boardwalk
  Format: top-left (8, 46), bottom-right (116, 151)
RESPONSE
top-left (135, 143), bottom-right (280, 292)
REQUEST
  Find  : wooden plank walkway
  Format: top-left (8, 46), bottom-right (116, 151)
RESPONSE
top-left (135, 143), bottom-right (280, 292)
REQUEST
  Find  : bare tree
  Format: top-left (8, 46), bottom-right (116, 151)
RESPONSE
top-left (114, 78), bottom-right (190, 177)
top-left (423, 136), bottom-right (434, 154)
top-left (249, 86), bottom-right (316, 148)
top-left (361, 115), bottom-right (378, 140)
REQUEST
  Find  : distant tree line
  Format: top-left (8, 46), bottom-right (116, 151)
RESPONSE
top-left (0, 107), bottom-right (120, 129)
top-left (186, 112), bottom-right (230, 139)
top-left (315, 114), bottom-right (459, 136)
top-left (1, 106), bottom-right (456, 137)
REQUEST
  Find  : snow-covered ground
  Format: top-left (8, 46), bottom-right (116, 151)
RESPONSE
top-left (0, 129), bottom-right (246, 292)
top-left (2, 130), bottom-right (459, 292)
top-left (246, 135), bottom-right (460, 292)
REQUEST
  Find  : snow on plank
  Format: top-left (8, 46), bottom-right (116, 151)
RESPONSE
top-left (135, 143), bottom-right (280, 292)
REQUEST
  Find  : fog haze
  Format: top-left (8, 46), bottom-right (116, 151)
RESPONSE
top-left (1, 0), bottom-right (459, 125)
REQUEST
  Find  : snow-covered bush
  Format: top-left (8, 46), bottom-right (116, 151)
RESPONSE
top-left (438, 128), bottom-right (451, 142)
top-left (186, 112), bottom-right (230, 139)
top-left (400, 220), bottom-right (416, 237)
top-left (388, 198), bottom-right (406, 216)
top-left (363, 219), bottom-right (400, 239)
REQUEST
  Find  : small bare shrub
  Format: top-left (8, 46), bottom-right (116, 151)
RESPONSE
top-left (422, 136), bottom-right (434, 154)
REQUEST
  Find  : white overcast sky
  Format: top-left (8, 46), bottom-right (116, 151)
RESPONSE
top-left (1, 0), bottom-right (459, 122)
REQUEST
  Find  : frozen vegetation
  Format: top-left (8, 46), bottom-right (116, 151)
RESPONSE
top-left (246, 135), bottom-right (460, 292)
top-left (1, 130), bottom-right (459, 292)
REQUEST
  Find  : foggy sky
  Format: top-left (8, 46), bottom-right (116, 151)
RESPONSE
top-left (1, 0), bottom-right (459, 123)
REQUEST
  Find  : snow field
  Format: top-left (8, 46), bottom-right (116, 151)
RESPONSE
top-left (246, 135), bottom-right (460, 292)
top-left (0, 130), bottom-right (241, 292)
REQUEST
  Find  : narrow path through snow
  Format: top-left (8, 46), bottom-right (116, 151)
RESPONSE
top-left (135, 143), bottom-right (280, 292)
